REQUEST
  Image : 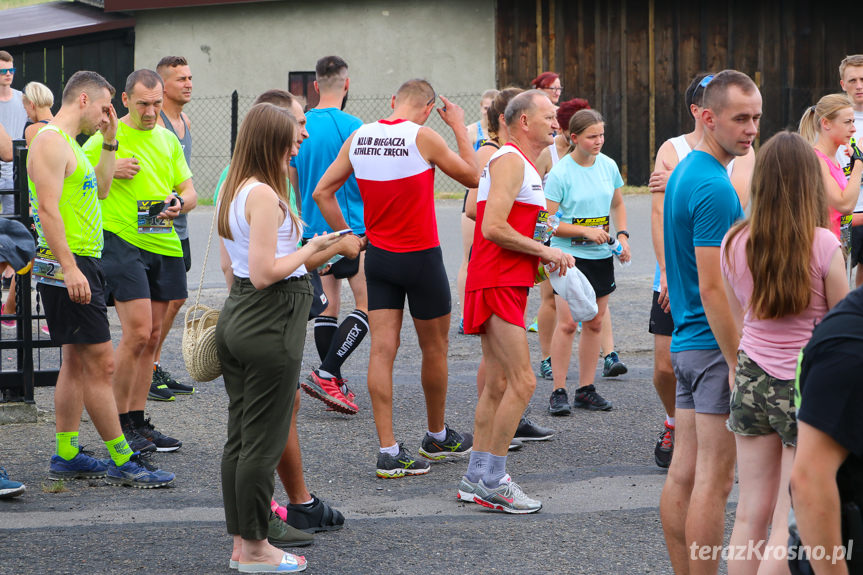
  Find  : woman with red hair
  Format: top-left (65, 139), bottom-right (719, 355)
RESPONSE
top-left (531, 72), bottom-right (562, 105)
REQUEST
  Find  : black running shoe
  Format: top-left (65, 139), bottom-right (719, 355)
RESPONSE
top-left (654, 421), bottom-right (674, 469)
top-left (572, 385), bottom-right (613, 411)
top-left (514, 415), bottom-right (555, 441)
top-left (418, 425), bottom-right (473, 460)
top-left (121, 421), bottom-right (156, 454)
top-left (283, 494), bottom-right (345, 533)
top-left (602, 351), bottom-right (628, 377)
top-left (147, 381), bottom-right (175, 402)
top-left (548, 388), bottom-right (571, 416)
top-left (376, 444), bottom-right (430, 478)
top-left (135, 417), bottom-right (182, 452)
top-left (154, 365), bottom-right (194, 395)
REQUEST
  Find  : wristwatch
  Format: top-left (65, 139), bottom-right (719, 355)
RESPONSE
top-left (102, 140), bottom-right (118, 152)
top-left (616, 230), bottom-right (630, 239)
top-left (173, 193), bottom-right (185, 209)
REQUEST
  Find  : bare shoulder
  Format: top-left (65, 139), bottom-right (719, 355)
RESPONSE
top-left (654, 140), bottom-right (679, 169)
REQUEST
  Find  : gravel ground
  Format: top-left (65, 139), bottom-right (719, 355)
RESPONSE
top-left (0, 199), bottom-right (740, 575)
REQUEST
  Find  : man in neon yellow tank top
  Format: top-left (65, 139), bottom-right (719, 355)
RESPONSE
top-left (83, 69), bottom-right (197, 453)
top-left (28, 70), bottom-right (173, 487)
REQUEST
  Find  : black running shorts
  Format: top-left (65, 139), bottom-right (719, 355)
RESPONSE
top-left (851, 224), bottom-right (863, 267)
top-left (181, 237), bottom-right (192, 273)
top-left (102, 231), bottom-right (188, 303)
top-left (37, 256), bottom-right (111, 345)
top-left (574, 256), bottom-right (616, 298)
top-left (364, 243), bottom-right (451, 320)
top-left (649, 290), bottom-right (674, 336)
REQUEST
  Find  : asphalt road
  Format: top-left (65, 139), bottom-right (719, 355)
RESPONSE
top-left (0, 195), bottom-right (739, 575)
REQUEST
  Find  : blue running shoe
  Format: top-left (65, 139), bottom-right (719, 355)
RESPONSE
top-left (106, 453), bottom-right (174, 489)
top-left (48, 449), bottom-right (109, 480)
top-left (527, 318), bottom-right (538, 332)
top-left (0, 467), bottom-right (25, 498)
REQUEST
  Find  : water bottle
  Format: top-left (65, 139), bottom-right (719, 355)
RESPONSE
top-left (541, 210), bottom-right (563, 243)
top-left (319, 253), bottom-right (343, 271)
top-left (608, 237), bottom-right (631, 267)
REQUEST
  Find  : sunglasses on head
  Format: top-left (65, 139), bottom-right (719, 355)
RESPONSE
top-left (0, 68), bottom-right (15, 75)
top-left (699, 74), bottom-right (714, 88)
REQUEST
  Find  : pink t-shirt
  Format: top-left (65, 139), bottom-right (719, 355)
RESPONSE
top-left (814, 148), bottom-right (847, 239)
top-left (720, 226), bottom-right (840, 380)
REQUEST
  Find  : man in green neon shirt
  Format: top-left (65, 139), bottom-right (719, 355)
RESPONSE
top-left (29, 70), bottom-right (173, 487)
top-left (84, 69), bottom-right (197, 454)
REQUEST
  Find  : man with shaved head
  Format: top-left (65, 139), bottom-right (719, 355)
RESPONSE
top-left (314, 78), bottom-right (479, 478)
top-left (458, 90), bottom-right (573, 513)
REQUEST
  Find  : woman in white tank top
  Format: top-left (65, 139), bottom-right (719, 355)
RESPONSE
top-left (214, 103), bottom-right (342, 573)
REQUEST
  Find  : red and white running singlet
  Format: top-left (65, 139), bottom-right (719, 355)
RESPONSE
top-left (349, 119), bottom-right (438, 252)
top-left (466, 143), bottom-right (547, 291)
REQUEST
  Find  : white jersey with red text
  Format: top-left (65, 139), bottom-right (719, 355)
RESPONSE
top-left (348, 119), bottom-right (438, 253)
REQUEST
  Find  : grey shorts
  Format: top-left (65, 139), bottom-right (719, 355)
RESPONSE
top-left (671, 348), bottom-right (731, 414)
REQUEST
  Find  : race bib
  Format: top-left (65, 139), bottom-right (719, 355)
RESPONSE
top-left (33, 246), bottom-right (65, 287)
top-left (534, 210), bottom-right (549, 242)
top-left (137, 200), bottom-right (173, 234)
top-left (571, 216), bottom-right (610, 246)
top-left (840, 213), bottom-right (853, 257)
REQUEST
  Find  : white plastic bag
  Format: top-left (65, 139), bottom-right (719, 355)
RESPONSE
top-left (547, 264), bottom-right (598, 322)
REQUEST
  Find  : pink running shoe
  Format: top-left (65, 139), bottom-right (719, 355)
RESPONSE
top-left (301, 370), bottom-right (358, 415)
top-left (0, 304), bottom-right (15, 330)
top-left (271, 499), bottom-right (288, 522)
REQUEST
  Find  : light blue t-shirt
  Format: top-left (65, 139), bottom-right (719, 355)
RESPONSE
top-left (544, 152), bottom-right (624, 260)
top-left (290, 108), bottom-right (364, 238)
top-left (664, 150), bottom-right (744, 352)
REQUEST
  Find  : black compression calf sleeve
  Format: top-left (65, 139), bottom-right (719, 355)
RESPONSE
top-left (313, 315), bottom-right (338, 363)
top-left (320, 309), bottom-right (369, 378)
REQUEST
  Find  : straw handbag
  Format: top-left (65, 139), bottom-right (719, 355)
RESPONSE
top-left (182, 207), bottom-right (222, 382)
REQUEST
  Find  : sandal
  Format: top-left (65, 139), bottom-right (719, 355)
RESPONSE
top-left (284, 494), bottom-right (345, 533)
top-left (237, 552), bottom-right (307, 573)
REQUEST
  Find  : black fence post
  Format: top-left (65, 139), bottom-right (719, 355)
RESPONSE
top-left (14, 142), bottom-right (34, 404)
top-left (0, 140), bottom-right (61, 403)
top-left (230, 90), bottom-right (239, 157)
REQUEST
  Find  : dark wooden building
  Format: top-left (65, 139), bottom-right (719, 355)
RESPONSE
top-left (0, 2), bottom-right (135, 114)
top-left (497, 0), bottom-right (856, 184)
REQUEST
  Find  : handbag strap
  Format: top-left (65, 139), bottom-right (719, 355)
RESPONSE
top-left (192, 206), bottom-right (219, 313)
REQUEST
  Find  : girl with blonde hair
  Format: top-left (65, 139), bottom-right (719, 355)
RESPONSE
top-left (799, 93), bottom-right (863, 252)
top-left (22, 81), bottom-right (54, 145)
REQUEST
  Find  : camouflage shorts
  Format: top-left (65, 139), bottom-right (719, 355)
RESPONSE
top-left (726, 350), bottom-right (797, 446)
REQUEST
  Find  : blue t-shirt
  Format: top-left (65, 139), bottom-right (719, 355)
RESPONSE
top-left (664, 151), bottom-right (744, 352)
top-left (290, 108), bottom-right (364, 238)
top-left (545, 153), bottom-right (624, 260)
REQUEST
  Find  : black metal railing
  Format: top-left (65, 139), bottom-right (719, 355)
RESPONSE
top-left (0, 140), bottom-right (60, 403)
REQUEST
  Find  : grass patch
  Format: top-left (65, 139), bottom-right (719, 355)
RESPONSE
top-left (0, 0), bottom-right (56, 8)
top-left (41, 480), bottom-right (68, 493)
top-left (622, 185), bottom-right (649, 195)
top-left (434, 191), bottom-right (466, 199)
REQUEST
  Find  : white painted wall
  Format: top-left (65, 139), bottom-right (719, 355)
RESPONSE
top-left (133, 0), bottom-right (496, 98)
top-left (133, 0), bottom-right (496, 197)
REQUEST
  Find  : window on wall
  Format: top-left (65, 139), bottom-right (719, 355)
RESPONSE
top-left (288, 71), bottom-right (319, 109)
